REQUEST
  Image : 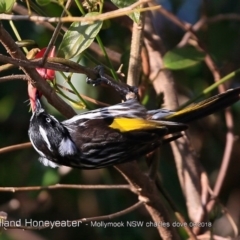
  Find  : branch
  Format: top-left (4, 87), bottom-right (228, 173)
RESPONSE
top-left (0, 142), bottom-right (32, 154)
top-left (0, 54), bottom-right (95, 77)
top-left (0, 74), bottom-right (28, 82)
top-left (0, 54), bottom-right (123, 90)
top-left (126, 9), bottom-right (143, 86)
top-left (81, 201), bottom-right (143, 223)
top-left (0, 184), bottom-right (131, 192)
top-left (1, 1), bottom-right (160, 23)
top-left (0, 73), bottom-right (110, 106)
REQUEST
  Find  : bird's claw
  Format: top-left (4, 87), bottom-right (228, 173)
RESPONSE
top-left (86, 65), bottom-right (139, 101)
top-left (86, 65), bottom-right (107, 86)
top-left (86, 77), bottom-right (103, 86)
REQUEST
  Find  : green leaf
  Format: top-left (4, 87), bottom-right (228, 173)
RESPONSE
top-left (111, 0), bottom-right (140, 23)
top-left (0, 0), bottom-right (15, 13)
top-left (0, 95), bottom-right (14, 122)
top-left (163, 46), bottom-right (205, 70)
top-left (58, 12), bottom-right (103, 59)
top-left (36, 0), bottom-right (51, 6)
top-left (42, 169), bottom-right (59, 186)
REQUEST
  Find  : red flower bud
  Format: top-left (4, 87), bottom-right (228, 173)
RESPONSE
top-left (28, 46), bottom-right (56, 111)
top-left (28, 83), bottom-right (39, 111)
top-left (35, 46), bottom-right (56, 80)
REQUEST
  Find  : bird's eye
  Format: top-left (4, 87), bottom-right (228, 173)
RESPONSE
top-left (46, 117), bottom-right (51, 123)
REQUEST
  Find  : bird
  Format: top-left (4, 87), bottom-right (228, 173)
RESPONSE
top-left (28, 87), bottom-right (240, 169)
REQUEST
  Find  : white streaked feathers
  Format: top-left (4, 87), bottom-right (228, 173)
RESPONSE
top-left (29, 133), bottom-right (58, 168)
top-left (39, 124), bottom-right (78, 157)
top-left (148, 109), bottom-right (175, 120)
top-left (63, 99), bottom-right (146, 125)
top-left (39, 157), bottom-right (59, 168)
top-left (59, 138), bottom-right (78, 156)
top-left (39, 126), bottom-right (52, 151)
top-left (30, 136), bottom-right (46, 158)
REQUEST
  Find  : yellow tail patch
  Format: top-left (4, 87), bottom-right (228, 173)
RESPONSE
top-left (109, 118), bottom-right (164, 132)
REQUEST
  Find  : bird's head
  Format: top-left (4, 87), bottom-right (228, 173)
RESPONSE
top-left (28, 94), bottom-right (79, 168)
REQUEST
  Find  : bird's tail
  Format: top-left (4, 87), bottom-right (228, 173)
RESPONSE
top-left (149, 87), bottom-right (240, 123)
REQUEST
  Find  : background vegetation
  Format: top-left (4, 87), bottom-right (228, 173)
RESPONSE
top-left (1, 0), bottom-right (240, 239)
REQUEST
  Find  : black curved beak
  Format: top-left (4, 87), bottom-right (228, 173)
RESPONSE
top-left (35, 97), bottom-right (42, 112)
top-left (34, 91), bottom-right (43, 113)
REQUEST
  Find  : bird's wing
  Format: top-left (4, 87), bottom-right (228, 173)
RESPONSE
top-left (63, 116), bottom-right (187, 168)
top-left (62, 99), bottom-right (147, 126)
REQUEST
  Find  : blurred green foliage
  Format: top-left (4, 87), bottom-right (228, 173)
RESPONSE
top-left (1, 0), bottom-right (240, 239)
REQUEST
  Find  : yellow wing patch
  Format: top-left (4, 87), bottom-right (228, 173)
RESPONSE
top-left (109, 118), bottom-right (165, 132)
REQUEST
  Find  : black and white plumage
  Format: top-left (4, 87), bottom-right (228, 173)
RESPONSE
top-left (28, 87), bottom-right (240, 169)
top-left (29, 98), bottom-right (187, 169)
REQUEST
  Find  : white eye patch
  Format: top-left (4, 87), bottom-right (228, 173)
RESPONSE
top-left (39, 126), bottom-right (52, 151)
top-left (59, 138), bottom-right (78, 156)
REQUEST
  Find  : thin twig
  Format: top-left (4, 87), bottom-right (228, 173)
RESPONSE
top-left (0, 54), bottom-right (117, 82)
top-left (0, 74), bottom-right (28, 82)
top-left (207, 187), bottom-right (238, 237)
top-left (56, 84), bottom-right (109, 107)
top-left (81, 201), bottom-right (143, 223)
top-left (0, 73), bottom-right (110, 106)
top-left (0, 1), bottom-right (160, 23)
top-left (204, 36), bottom-right (235, 216)
top-left (0, 142), bottom-right (32, 154)
top-left (41, 0), bottom-right (72, 63)
top-left (208, 13), bottom-right (240, 23)
top-left (0, 54), bottom-right (92, 76)
top-left (0, 184), bottom-right (131, 192)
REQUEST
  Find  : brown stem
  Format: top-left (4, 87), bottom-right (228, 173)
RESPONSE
top-left (126, 13), bottom-right (143, 87)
